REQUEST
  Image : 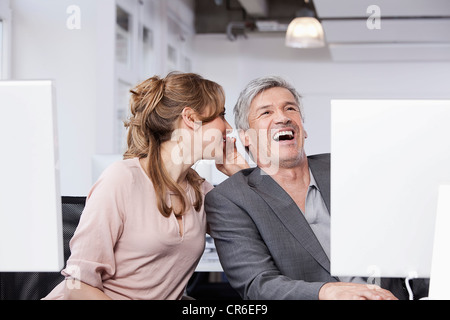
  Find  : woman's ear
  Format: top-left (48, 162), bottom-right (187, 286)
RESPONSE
top-left (181, 107), bottom-right (197, 130)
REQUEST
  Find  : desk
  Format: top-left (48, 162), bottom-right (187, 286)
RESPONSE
top-left (195, 235), bottom-right (223, 272)
top-left (190, 237), bottom-right (239, 300)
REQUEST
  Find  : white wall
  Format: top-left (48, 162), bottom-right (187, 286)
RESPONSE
top-left (9, 1), bottom-right (450, 191)
top-left (192, 33), bottom-right (450, 184)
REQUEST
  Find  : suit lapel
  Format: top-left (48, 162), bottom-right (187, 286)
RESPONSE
top-left (308, 155), bottom-right (331, 213)
top-left (247, 166), bottom-right (331, 273)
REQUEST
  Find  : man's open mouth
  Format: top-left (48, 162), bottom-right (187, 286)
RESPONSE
top-left (273, 130), bottom-right (294, 142)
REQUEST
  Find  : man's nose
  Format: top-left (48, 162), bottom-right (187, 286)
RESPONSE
top-left (274, 109), bottom-right (291, 124)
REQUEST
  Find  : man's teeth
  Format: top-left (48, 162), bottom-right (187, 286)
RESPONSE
top-left (273, 131), bottom-right (294, 141)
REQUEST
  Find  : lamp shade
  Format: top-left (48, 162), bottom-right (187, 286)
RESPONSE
top-left (285, 17), bottom-right (325, 48)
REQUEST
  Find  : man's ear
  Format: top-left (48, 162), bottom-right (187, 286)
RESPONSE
top-left (239, 128), bottom-right (255, 162)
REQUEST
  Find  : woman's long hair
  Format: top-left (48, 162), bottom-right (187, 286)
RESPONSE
top-left (123, 72), bottom-right (225, 217)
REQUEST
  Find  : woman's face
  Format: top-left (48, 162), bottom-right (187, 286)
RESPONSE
top-left (198, 110), bottom-right (232, 161)
top-left (171, 106), bottom-right (232, 165)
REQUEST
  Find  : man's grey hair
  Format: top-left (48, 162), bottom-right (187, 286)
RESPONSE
top-left (233, 76), bottom-right (304, 131)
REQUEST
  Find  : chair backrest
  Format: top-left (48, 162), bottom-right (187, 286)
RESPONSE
top-left (0, 196), bottom-right (86, 300)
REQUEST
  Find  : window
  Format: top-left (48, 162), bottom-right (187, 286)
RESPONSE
top-left (183, 56), bottom-right (192, 73)
top-left (138, 0), bottom-right (159, 81)
top-left (115, 6), bottom-right (132, 67)
top-left (114, 2), bottom-right (136, 153)
top-left (116, 79), bottom-right (132, 153)
top-left (165, 14), bottom-right (193, 74)
top-left (141, 26), bottom-right (155, 77)
top-left (166, 17), bottom-right (181, 74)
top-left (167, 44), bottom-right (178, 72)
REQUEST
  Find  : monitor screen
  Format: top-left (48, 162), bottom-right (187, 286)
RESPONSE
top-left (0, 80), bottom-right (63, 272)
top-left (330, 99), bottom-right (450, 279)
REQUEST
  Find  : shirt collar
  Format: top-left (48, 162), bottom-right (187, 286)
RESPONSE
top-left (309, 168), bottom-right (319, 190)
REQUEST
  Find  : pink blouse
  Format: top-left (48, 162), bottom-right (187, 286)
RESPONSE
top-left (43, 157), bottom-right (213, 300)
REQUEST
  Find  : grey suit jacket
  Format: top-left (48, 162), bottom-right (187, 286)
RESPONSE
top-left (205, 153), bottom-right (411, 300)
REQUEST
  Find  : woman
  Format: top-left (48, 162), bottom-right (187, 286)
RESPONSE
top-left (43, 72), bottom-right (248, 300)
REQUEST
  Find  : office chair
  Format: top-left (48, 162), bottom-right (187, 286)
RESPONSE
top-left (0, 196), bottom-right (86, 300)
top-left (0, 196), bottom-right (239, 300)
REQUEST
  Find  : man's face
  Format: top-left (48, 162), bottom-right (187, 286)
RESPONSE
top-left (242, 87), bottom-right (307, 171)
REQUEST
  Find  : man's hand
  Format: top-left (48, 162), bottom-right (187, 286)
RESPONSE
top-left (216, 136), bottom-right (249, 176)
top-left (319, 282), bottom-right (398, 300)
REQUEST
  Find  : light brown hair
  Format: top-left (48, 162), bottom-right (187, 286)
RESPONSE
top-left (124, 72), bottom-right (225, 217)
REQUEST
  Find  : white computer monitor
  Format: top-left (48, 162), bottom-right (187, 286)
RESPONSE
top-left (330, 99), bottom-right (450, 279)
top-left (0, 80), bottom-right (63, 272)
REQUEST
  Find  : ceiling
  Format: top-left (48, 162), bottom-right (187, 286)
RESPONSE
top-left (194, 0), bottom-right (450, 61)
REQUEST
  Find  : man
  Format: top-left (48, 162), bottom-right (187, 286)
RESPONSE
top-left (205, 76), bottom-right (426, 300)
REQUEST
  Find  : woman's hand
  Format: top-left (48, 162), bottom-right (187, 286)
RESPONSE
top-left (216, 136), bottom-right (250, 176)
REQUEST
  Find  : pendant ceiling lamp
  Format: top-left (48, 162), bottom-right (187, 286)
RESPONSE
top-left (285, 1), bottom-right (325, 48)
